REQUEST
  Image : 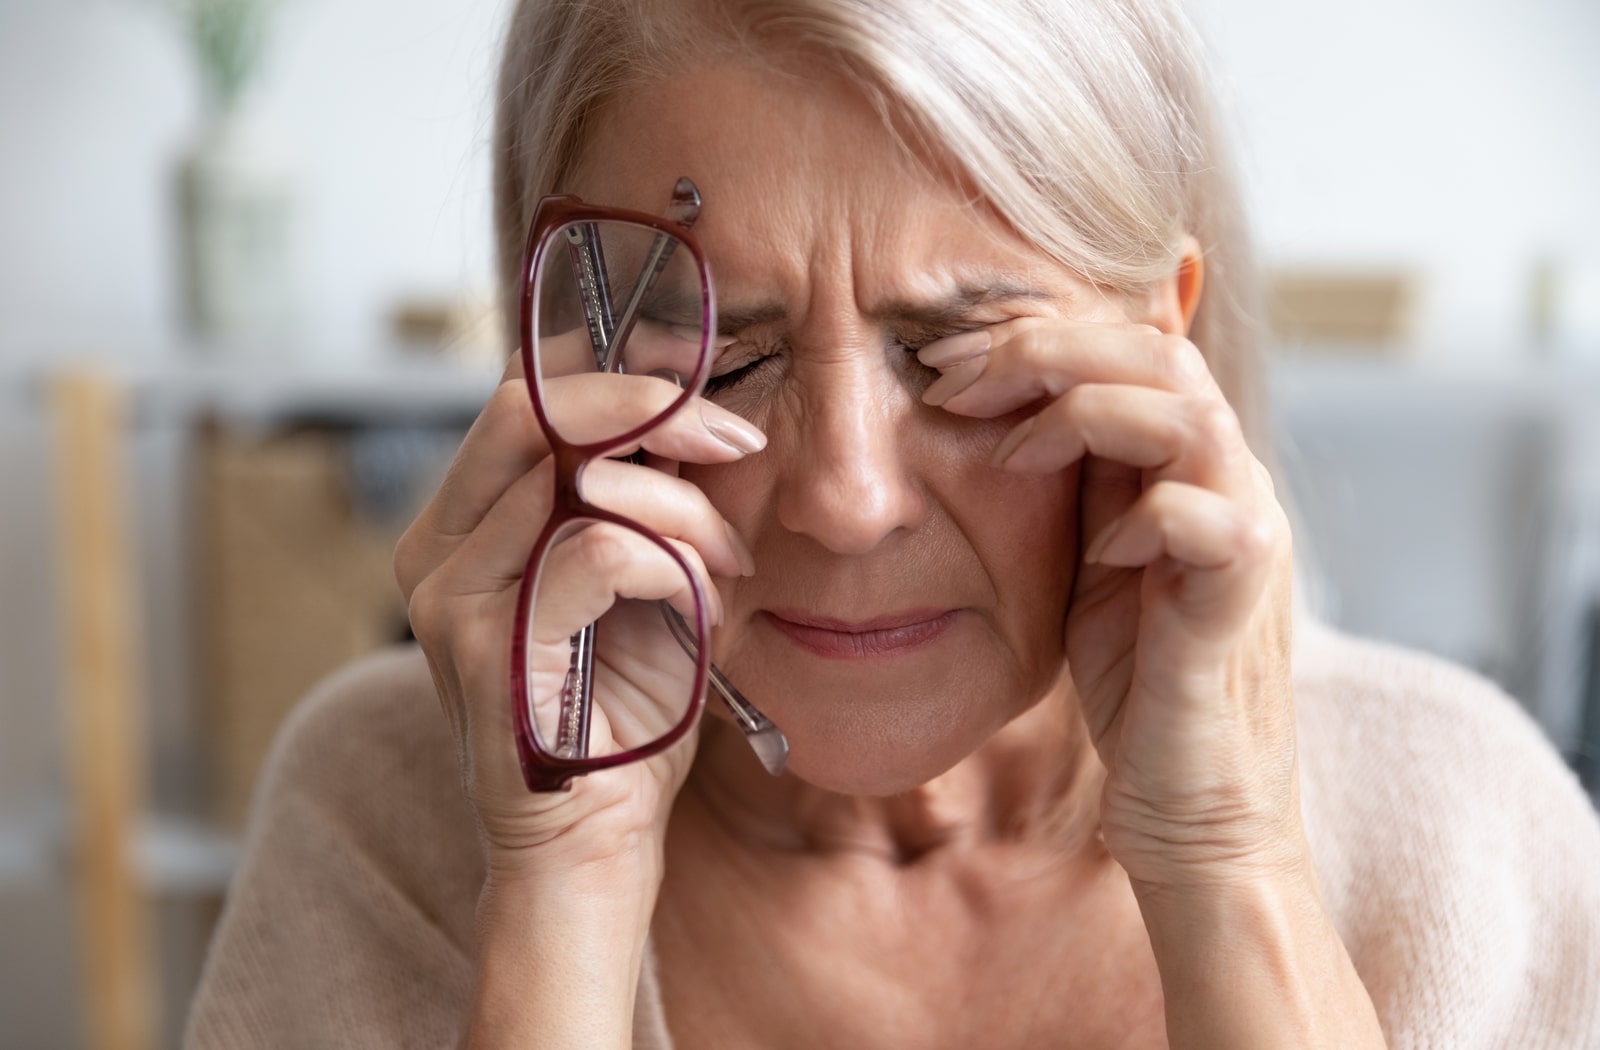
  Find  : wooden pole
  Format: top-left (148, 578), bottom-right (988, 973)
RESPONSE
top-left (49, 370), bottom-right (157, 1050)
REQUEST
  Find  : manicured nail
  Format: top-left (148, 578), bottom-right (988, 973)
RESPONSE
top-left (917, 329), bottom-right (992, 368)
top-left (724, 521), bottom-right (757, 577)
top-left (989, 416), bottom-right (1037, 468)
top-left (700, 402), bottom-right (767, 453)
top-left (922, 354), bottom-right (988, 407)
top-left (1084, 515), bottom-right (1126, 565)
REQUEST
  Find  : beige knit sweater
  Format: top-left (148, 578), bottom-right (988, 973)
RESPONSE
top-left (186, 620), bottom-right (1600, 1048)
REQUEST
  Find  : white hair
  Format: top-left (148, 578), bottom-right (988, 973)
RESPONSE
top-left (492, 0), bottom-right (1271, 458)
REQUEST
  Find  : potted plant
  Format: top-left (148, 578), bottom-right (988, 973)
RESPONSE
top-left (173, 0), bottom-right (294, 347)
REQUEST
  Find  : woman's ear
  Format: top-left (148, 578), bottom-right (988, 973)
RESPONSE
top-left (1140, 234), bottom-right (1205, 336)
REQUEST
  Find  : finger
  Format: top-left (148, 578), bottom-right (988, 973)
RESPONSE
top-left (1085, 480), bottom-right (1282, 643)
top-left (499, 347), bottom-right (526, 383)
top-left (438, 456), bottom-right (753, 597)
top-left (397, 381), bottom-right (762, 600)
top-left (989, 384), bottom-right (1253, 498)
top-left (1076, 452), bottom-right (1142, 575)
top-left (529, 522), bottom-right (722, 644)
top-left (541, 372), bottom-right (766, 454)
top-left (615, 319), bottom-right (726, 385)
top-left (423, 376), bottom-right (552, 539)
top-left (920, 318), bottom-right (1222, 418)
top-left (395, 377), bottom-right (546, 604)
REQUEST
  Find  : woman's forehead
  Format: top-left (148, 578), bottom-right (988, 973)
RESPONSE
top-left (569, 63), bottom-right (1086, 316)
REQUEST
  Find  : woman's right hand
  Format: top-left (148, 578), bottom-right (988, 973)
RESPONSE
top-left (393, 344), bottom-right (764, 887)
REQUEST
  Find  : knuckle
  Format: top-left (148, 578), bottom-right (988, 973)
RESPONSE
top-left (1014, 326), bottom-right (1048, 364)
top-left (487, 379), bottom-right (542, 444)
top-left (1146, 479), bottom-right (1185, 521)
top-left (1234, 508), bottom-right (1280, 560)
top-left (405, 573), bottom-right (449, 651)
top-left (1160, 336), bottom-right (1211, 390)
top-left (571, 523), bottom-right (637, 577)
top-left (1188, 399), bottom-right (1240, 456)
top-left (491, 374), bottom-right (529, 413)
top-left (1059, 382), bottom-right (1099, 418)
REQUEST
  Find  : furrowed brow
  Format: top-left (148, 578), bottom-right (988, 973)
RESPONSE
top-left (869, 281), bottom-right (1065, 326)
top-left (711, 280), bottom-right (1064, 336)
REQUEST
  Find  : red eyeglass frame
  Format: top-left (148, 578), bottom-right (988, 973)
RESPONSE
top-left (509, 191), bottom-right (718, 792)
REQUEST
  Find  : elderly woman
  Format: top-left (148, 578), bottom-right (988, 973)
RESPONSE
top-left (187, 0), bottom-right (1600, 1046)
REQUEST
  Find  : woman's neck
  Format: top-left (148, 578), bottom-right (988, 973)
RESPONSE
top-left (682, 679), bottom-right (1105, 866)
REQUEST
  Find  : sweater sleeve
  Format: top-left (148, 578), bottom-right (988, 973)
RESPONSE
top-left (1294, 625), bottom-right (1600, 1050)
top-left (184, 647), bottom-right (483, 1050)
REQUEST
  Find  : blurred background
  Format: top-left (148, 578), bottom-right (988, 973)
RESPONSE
top-left (0, 0), bottom-right (1597, 1046)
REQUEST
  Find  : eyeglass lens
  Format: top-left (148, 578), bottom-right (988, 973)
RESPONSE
top-left (531, 220), bottom-right (709, 445)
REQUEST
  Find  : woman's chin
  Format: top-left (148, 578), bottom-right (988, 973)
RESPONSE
top-left (748, 689), bottom-right (1018, 797)
top-left (707, 626), bottom-right (1054, 796)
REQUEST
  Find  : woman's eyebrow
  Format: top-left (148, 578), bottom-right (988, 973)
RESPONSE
top-left (712, 281), bottom-right (1065, 335)
top-left (867, 282), bottom-right (1065, 326)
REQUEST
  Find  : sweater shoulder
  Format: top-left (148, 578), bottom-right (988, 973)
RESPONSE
top-left (187, 646), bottom-right (482, 1049)
top-left (1291, 620), bottom-right (1592, 834)
top-left (264, 643), bottom-right (454, 801)
top-left (1292, 622), bottom-right (1600, 1047)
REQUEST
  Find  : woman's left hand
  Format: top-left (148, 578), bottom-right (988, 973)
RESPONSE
top-left (919, 316), bottom-right (1299, 893)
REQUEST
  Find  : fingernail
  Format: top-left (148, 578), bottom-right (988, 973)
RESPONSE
top-left (989, 416), bottom-right (1037, 468)
top-left (724, 521), bottom-right (756, 577)
top-left (1084, 515), bottom-right (1126, 565)
top-left (917, 329), bottom-right (991, 368)
top-left (700, 402), bottom-right (767, 453)
top-left (670, 324), bottom-right (736, 349)
top-left (922, 354), bottom-right (988, 407)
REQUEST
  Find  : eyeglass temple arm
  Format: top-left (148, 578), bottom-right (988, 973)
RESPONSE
top-left (660, 604), bottom-right (789, 776)
top-left (554, 627), bottom-right (596, 759)
top-left (600, 178), bottom-right (703, 374)
top-left (566, 226), bottom-right (616, 371)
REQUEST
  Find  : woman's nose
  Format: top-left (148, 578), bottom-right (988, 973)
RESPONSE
top-left (773, 360), bottom-right (926, 555)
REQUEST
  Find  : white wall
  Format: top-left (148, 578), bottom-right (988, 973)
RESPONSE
top-left (1187, 0), bottom-right (1600, 354)
top-left (0, 0), bottom-right (514, 366)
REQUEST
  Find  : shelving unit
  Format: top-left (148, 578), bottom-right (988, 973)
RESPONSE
top-left (4, 353), bottom-right (497, 1050)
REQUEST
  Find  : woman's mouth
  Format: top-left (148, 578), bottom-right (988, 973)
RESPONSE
top-left (762, 609), bottom-right (958, 659)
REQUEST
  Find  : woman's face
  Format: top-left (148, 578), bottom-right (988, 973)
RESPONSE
top-left (572, 62), bottom-right (1131, 795)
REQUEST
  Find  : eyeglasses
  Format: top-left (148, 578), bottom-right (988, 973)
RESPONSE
top-left (511, 177), bottom-right (789, 792)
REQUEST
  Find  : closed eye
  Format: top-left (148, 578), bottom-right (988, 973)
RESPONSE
top-left (701, 323), bottom-right (989, 399)
top-left (703, 331), bottom-right (784, 399)
top-left (892, 323), bottom-right (984, 354)
top-left (703, 353), bottom-right (779, 396)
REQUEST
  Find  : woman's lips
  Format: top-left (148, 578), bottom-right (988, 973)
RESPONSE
top-left (762, 609), bottom-right (958, 660)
